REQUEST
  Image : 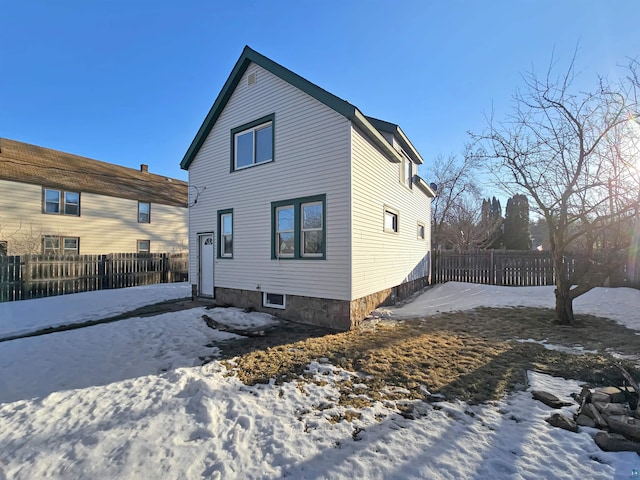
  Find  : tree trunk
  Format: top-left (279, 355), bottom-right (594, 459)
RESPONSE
top-left (555, 286), bottom-right (575, 324)
top-left (553, 252), bottom-right (575, 324)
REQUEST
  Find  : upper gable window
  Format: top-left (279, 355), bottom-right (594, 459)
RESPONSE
top-left (43, 188), bottom-right (81, 216)
top-left (231, 114), bottom-right (274, 171)
top-left (401, 154), bottom-right (413, 189)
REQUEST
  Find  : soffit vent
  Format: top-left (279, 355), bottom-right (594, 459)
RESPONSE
top-left (247, 72), bottom-right (257, 85)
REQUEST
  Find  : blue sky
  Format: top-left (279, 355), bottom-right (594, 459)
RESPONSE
top-left (1, 1), bottom-right (638, 183)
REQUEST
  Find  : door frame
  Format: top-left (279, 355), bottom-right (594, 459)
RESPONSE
top-left (197, 232), bottom-right (215, 298)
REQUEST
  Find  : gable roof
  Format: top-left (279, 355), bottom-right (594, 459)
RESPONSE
top-left (0, 138), bottom-right (188, 207)
top-left (180, 46), bottom-right (425, 170)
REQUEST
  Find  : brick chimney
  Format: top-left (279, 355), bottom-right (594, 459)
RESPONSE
top-left (140, 164), bottom-right (148, 173)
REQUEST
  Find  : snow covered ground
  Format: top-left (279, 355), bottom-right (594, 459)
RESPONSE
top-left (0, 282), bottom-right (191, 338)
top-left (1, 282), bottom-right (639, 479)
top-left (385, 281), bottom-right (640, 331)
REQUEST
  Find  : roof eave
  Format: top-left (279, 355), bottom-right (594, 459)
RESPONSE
top-left (395, 126), bottom-right (424, 165)
top-left (181, 46), bottom-right (360, 170)
top-left (414, 175), bottom-right (436, 198)
top-left (352, 110), bottom-right (403, 163)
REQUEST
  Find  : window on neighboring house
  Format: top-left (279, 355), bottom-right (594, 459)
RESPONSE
top-left (63, 237), bottom-right (79, 254)
top-left (217, 209), bottom-right (233, 258)
top-left (43, 188), bottom-right (80, 216)
top-left (384, 207), bottom-right (399, 233)
top-left (231, 114), bottom-right (274, 171)
top-left (0, 241), bottom-right (7, 256)
top-left (137, 240), bottom-right (150, 253)
top-left (263, 292), bottom-right (286, 309)
top-left (138, 202), bottom-right (150, 223)
top-left (64, 192), bottom-right (80, 215)
top-left (43, 236), bottom-right (79, 255)
top-left (417, 222), bottom-right (425, 240)
top-left (43, 236), bottom-right (59, 254)
top-left (272, 194), bottom-right (326, 260)
top-left (402, 154), bottom-right (413, 188)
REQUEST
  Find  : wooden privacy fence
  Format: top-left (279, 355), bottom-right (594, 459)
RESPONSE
top-left (432, 250), bottom-right (638, 287)
top-left (0, 252), bottom-right (188, 302)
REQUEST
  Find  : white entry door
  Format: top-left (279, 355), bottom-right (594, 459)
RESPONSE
top-left (198, 233), bottom-right (214, 297)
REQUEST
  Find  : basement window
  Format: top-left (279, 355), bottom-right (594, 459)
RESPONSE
top-left (263, 292), bottom-right (286, 309)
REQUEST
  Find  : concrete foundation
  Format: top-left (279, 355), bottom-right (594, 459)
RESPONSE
top-left (191, 275), bottom-right (430, 331)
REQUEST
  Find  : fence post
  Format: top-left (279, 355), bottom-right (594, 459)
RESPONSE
top-left (489, 248), bottom-right (496, 285)
top-left (98, 255), bottom-right (105, 290)
top-left (162, 253), bottom-right (169, 283)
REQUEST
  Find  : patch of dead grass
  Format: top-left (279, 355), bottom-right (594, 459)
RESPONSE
top-left (219, 307), bottom-right (640, 407)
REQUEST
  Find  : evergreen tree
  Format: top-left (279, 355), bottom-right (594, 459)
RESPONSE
top-left (481, 196), bottom-right (503, 249)
top-left (504, 195), bottom-right (530, 250)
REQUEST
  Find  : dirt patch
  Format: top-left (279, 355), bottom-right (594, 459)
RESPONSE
top-left (218, 307), bottom-right (640, 406)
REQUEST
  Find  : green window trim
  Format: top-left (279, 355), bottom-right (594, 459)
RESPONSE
top-left (217, 208), bottom-right (234, 258)
top-left (230, 113), bottom-right (275, 172)
top-left (271, 194), bottom-right (326, 260)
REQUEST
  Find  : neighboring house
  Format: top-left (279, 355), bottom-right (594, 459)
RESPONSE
top-left (0, 138), bottom-right (188, 256)
top-left (181, 46), bottom-right (435, 330)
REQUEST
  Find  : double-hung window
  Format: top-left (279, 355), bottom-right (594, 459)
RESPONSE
top-left (138, 202), bottom-right (150, 223)
top-left (417, 222), bottom-right (426, 240)
top-left (231, 114), bottom-right (274, 171)
top-left (64, 192), bottom-right (80, 215)
top-left (44, 189), bottom-right (60, 213)
top-left (301, 202), bottom-right (323, 256)
top-left (217, 209), bottom-right (233, 258)
top-left (43, 236), bottom-right (60, 254)
top-left (43, 188), bottom-right (80, 216)
top-left (137, 240), bottom-right (150, 253)
top-left (43, 236), bottom-right (80, 255)
top-left (272, 195), bottom-right (326, 260)
top-left (276, 205), bottom-right (295, 257)
top-left (63, 237), bottom-right (79, 254)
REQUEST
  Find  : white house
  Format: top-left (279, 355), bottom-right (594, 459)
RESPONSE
top-left (180, 47), bottom-right (435, 330)
top-left (0, 138), bottom-right (188, 256)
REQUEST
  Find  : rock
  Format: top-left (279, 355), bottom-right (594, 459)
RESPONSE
top-left (596, 402), bottom-right (630, 417)
top-left (532, 390), bottom-right (573, 409)
top-left (594, 431), bottom-right (640, 453)
top-left (545, 413), bottom-right (579, 433)
top-left (591, 391), bottom-right (613, 404)
top-left (575, 413), bottom-right (597, 428)
top-left (573, 386), bottom-right (592, 405)
top-left (582, 403), bottom-right (609, 429)
top-left (594, 386), bottom-right (634, 404)
top-left (607, 415), bottom-right (640, 442)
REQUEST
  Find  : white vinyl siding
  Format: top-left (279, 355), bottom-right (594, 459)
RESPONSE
top-left (351, 125), bottom-right (431, 299)
top-left (187, 62), bottom-right (351, 300)
top-left (0, 179), bottom-right (187, 255)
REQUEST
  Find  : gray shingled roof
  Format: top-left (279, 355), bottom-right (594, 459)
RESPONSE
top-left (0, 138), bottom-right (187, 207)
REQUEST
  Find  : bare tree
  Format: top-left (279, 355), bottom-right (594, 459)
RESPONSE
top-left (475, 54), bottom-right (640, 324)
top-left (0, 219), bottom-right (45, 255)
top-left (426, 149), bottom-right (501, 250)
